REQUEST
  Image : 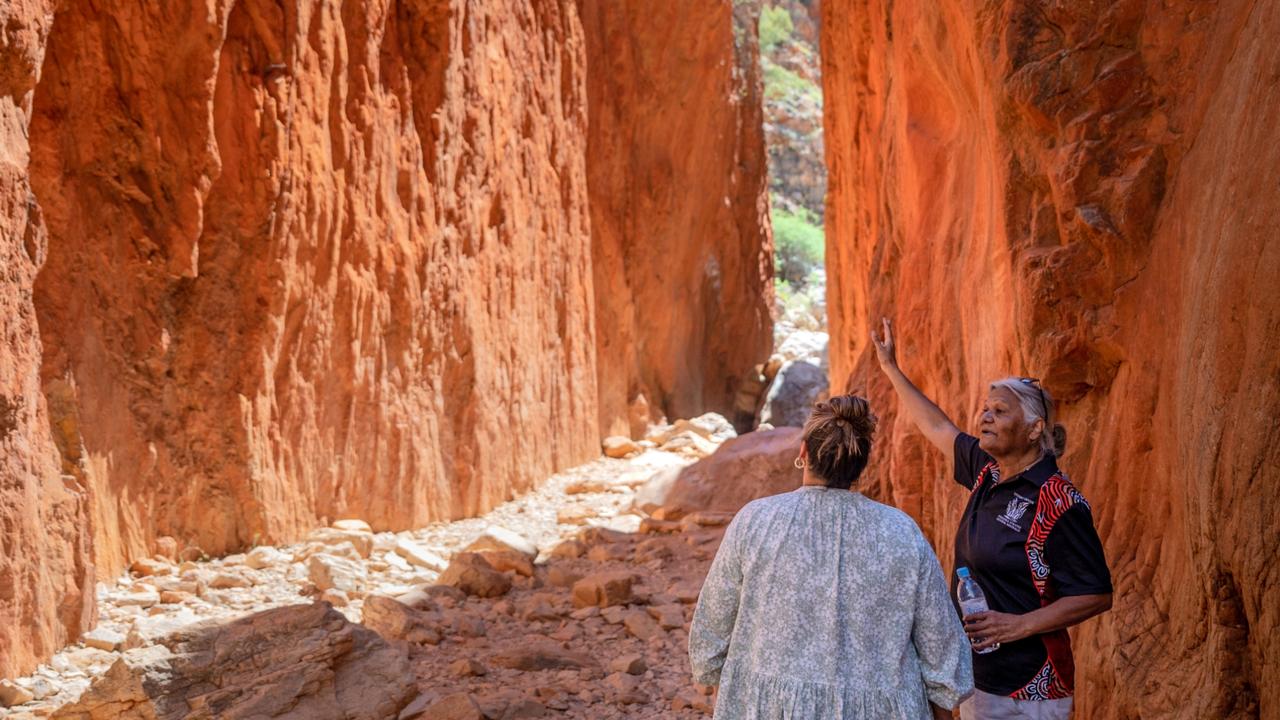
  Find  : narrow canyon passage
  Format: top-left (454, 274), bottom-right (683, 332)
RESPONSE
top-left (1, 0), bottom-right (1278, 718)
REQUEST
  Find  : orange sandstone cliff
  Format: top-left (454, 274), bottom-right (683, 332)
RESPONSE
top-left (1, 0), bottom-right (772, 677)
top-left (582, 0), bottom-right (774, 437)
top-left (823, 0), bottom-right (1279, 716)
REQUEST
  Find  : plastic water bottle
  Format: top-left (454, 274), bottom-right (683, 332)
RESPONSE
top-left (956, 567), bottom-right (1000, 654)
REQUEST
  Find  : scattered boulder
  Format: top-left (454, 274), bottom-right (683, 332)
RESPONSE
top-left (410, 693), bottom-right (484, 720)
top-left (362, 595), bottom-right (443, 646)
top-left (307, 527), bottom-right (374, 558)
top-left (438, 553), bottom-right (512, 598)
top-left (82, 628), bottom-right (126, 652)
top-left (51, 603), bottom-right (413, 720)
top-left (395, 538), bottom-right (449, 572)
top-left (653, 427), bottom-right (803, 514)
top-left (481, 550), bottom-right (535, 578)
top-left (602, 435), bottom-right (642, 458)
top-left (245, 545), bottom-right (289, 570)
top-left (129, 557), bottom-right (173, 577)
top-left (449, 658), bottom-right (488, 678)
top-left (333, 519), bottom-right (373, 534)
top-left (490, 639), bottom-right (597, 671)
top-left (571, 572), bottom-right (638, 608)
top-left (622, 610), bottom-right (661, 640)
top-left (308, 553), bottom-right (367, 596)
top-left (0, 679), bottom-right (34, 707)
top-left (759, 360), bottom-right (829, 427)
top-left (464, 527), bottom-right (538, 560)
top-left (609, 654), bottom-right (647, 675)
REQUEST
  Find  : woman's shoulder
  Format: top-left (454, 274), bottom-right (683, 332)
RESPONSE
top-left (854, 494), bottom-right (926, 535)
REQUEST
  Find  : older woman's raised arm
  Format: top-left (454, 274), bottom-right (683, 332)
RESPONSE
top-left (871, 318), bottom-right (961, 455)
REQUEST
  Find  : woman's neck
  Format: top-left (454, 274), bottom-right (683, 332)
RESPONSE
top-left (993, 447), bottom-right (1043, 482)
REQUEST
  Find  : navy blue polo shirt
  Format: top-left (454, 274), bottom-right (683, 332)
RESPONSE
top-left (951, 433), bottom-right (1111, 699)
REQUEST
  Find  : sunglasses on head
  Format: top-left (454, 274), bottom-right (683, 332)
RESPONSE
top-left (1019, 377), bottom-right (1049, 419)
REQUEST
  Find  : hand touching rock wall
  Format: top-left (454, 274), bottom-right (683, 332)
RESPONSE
top-left (822, 0), bottom-right (1279, 715)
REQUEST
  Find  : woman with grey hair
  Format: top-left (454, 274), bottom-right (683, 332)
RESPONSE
top-left (871, 318), bottom-right (1112, 720)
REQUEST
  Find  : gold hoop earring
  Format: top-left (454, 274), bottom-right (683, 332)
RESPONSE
top-left (793, 457), bottom-right (805, 469)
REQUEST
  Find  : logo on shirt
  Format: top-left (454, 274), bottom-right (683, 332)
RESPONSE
top-left (997, 494), bottom-right (1034, 531)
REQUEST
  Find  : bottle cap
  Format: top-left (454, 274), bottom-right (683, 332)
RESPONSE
top-left (956, 567), bottom-right (970, 579)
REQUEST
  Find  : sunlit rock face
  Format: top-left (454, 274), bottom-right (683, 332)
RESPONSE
top-left (822, 0), bottom-right (1279, 715)
top-left (581, 0), bottom-right (775, 437)
top-left (3, 0), bottom-right (774, 678)
top-left (0, 0), bottom-right (96, 682)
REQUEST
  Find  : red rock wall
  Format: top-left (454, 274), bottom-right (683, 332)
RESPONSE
top-left (581, 0), bottom-right (774, 436)
top-left (3, 0), bottom-right (773, 678)
top-left (822, 0), bottom-right (1279, 715)
top-left (0, 0), bottom-right (96, 681)
top-left (27, 0), bottom-right (600, 578)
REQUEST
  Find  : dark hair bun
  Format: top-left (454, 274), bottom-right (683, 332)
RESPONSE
top-left (1051, 424), bottom-right (1067, 456)
top-left (829, 395), bottom-right (877, 440)
top-left (801, 394), bottom-right (877, 489)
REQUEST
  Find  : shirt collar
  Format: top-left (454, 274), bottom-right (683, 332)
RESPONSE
top-left (1016, 452), bottom-right (1060, 486)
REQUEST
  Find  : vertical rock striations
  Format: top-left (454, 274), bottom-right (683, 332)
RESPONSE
top-left (28, 0), bottom-right (600, 579)
top-left (0, 0), bottom-right (95, 681)
top-left (822, 0), bottom-right (1279, 715)
top-left (3, 0), bottom-right (774, 678)
top-left (581, 0), bottom-right (775, 436)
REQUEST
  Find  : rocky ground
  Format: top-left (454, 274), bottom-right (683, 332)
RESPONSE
top-left (0, 417), bottom-right (749, 719)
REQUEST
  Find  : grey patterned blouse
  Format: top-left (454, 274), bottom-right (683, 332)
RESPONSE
top-left (689, 487), bottom-right (973, 719)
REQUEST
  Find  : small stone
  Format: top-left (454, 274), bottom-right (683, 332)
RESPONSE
top-left (130, 557), bottom-right (173, 577)
top-left (208, 572), bottom-right (253, 589)
top-left (499, 698), bottom-right (548, 718)
top-left (605, 671), bottom-right (640, 694)
top-left (333, 518), bottom-right (373, 533)
top-left (308, 553), bottom-right (367, 595)
top-left (395, 538), bottom-right (449, 571)
top-left (585, 544), bottom-right (630, 563)
top-left (548, 540), bottom-right (585, 559)
top-left (463, 527), bottom-right (538, 559)
top-left (649, 506), bottom-right (687, 521)
top-left (245, 545), bottom-right (288, 570)
top-left (438, 553), bottom-right (511, 598)
top-left (415, 693), bottom-right (484, 720)
top-left (668, 579), bottom-right (702, 603)
top-left (571, 571), bottom-right (637, 608)
top-left (159, 590), bottom-right (190, 604)
top-left (307, 527), bottom-right (374, 558)
top-left (449, 658), bottom-right (487, 677)
top-left (82, 627), bottom-right (126, 652)
top-left (0, 680), bottom-right (34, 707)
top-left (609, 654), bottom-right (647, 675)
top-left (680, 510), bottom-right (734, 530)
top-left (116, 586), bottom-right (160, 608)
top-left (153, 536), bottom-right (179, 562)
top-left (648, 604), bottom-right (686, 629)
top-left (490, 641), bottom-right (597, 671)
top-left (622, 610), bottom-right (661, 640)
top-left (638, 518), bottom-right (682, 535)
top-left (321, 588), bottom-right (350, 607)
top-left (545, 566), bottom-right (582, 588)
top-left (602, 435), bottom-right (641, 458)
top-left (569, 606), bottom-right (599, 620)
top-left (601, 606), bottom-right (627, 625)
top-left (555, 506), bottom-right (594, 525)
top-left (480, 550), bottom-right (534, 577)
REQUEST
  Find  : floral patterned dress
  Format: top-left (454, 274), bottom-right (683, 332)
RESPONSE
top-left (689, 487), bottom-right (973, 719)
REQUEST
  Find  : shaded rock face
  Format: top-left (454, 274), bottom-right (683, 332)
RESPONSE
top-left (52, 602), bottom-right (414, 719)
top-left (0, 0), bottom-right (96, 682)
top-left (582, 0), bottom-right (775, 436)
top-left (821, 0), bottom-right (1280, 715)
